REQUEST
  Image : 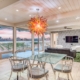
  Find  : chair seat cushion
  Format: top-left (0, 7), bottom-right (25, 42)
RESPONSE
top-left (54, 64), bottom-right (71, 73)
top-left (29, 67), bottom-right (48, 78)
top-left (13, 63), bottom-right (28, 71)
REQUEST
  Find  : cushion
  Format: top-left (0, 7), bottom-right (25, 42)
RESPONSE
top-left (29, 67), bottom-right (48, 78)
top-left (71, 46), bottom-right (80, 52)
top-left (13, 63), bottom-right (28, 71)
top-left (54, 64), bottom-right (71, 73)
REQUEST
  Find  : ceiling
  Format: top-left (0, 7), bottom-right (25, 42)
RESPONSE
top-left (0, 0), bottom-right (80, 31)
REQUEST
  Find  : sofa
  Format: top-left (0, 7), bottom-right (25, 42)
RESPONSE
top-left (71, 46), bottom-right (80, 52)
top-left (45, 48), bottom-right (76, 58)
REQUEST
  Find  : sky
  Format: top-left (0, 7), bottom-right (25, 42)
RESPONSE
top-left (0, 29), bottom-right (50, 39)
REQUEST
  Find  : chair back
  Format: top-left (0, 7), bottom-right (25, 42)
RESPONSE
top-left (27, 59), bottom-right (48, 78)
top-left (9, 56), bottom-right (28, 70)
top-left (63, 56), bottom-right (74, 70)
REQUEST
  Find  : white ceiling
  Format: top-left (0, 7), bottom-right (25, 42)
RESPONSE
top-left (0, 0), bottom-right (80, 31)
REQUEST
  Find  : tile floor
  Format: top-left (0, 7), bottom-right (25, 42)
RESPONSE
top-left (0, 59), bottom-right (80, 80)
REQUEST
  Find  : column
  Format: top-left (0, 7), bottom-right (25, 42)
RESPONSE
top-left (0, 54), bottom-right (2, 59)
top-left (42, 34), bottom-right (44, 51)
top-left (50, 32), bottom-right (55, 48)
top-left (13, 27), bottom-right (16, 57)
top-left (31, 32), bottom-right (34, 55)
top-left (50, 32), bottom-right (53, 47)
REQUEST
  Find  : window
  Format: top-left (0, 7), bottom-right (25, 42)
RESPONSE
top-left (44, 33), bottom-right (50, 49)
top-left (34, 34), bottom-right (43, 51)
top-left (0, 25), bottom-right (13, 52)
top-left (16, 28), bottom-right (32, 52)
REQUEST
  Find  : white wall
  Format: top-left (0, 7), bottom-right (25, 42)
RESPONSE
top-left (57, 30), bottom-right (80, 48)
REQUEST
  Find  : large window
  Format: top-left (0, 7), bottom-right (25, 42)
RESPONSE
top-left (34, 33), bottom-right (51, 51)
top-left (16, 28), bottom-right (32, 52)
top-left (44, 33), bottom-right (50, 49)
top-left (0, 25), bottom-right (13, 52)
top-left (34, 34), bottom-right (43, 51)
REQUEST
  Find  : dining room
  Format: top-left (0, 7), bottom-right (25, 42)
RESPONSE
top-left (0, 0), bottom-right (80, 80)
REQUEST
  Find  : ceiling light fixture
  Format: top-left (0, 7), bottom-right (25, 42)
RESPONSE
top-left (76, 17), bottom-right (80, 20)
top-left (5, 18), bottom-right (7, 20)
top-left (56, 20), bottom-right (59, 23)
top-left (29, 15), bottom-right (31, 17)
top-left (28, 9), bottom-right (47, 35)
top-left (58, 7), bottom-right (61, 9)
top-left (28, 9), bottom-right (47, 54)
top-left (16, 9), bottom-right (19, 12)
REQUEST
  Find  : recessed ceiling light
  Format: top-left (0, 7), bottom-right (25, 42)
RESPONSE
top-left (29, 15), bottom-right (31, 17)
top-left (5, 18), bottom-right (7, 20)
top-left (16, 9), bottom-right (19, 12)
top-left (56, 20), bottom-right (59, 23)
top-left (58, 7), bottom-right (61, 9)
top-left (76, 17), bottom-right (80, 20)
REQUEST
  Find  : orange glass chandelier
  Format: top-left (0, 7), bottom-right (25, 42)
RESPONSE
top-left (28, 9), bottom-right (47, 35)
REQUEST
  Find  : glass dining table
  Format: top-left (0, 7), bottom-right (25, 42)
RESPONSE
top-left (28, 52), bottom-right (66, 64)
top-left (27, 52), bottom-right (66, 80)
top-left (16, 52), bottom-right (66, 80)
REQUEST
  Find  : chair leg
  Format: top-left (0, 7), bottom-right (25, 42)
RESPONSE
top-left (58, 72), bottom-right (60, 80)
top-left (70, 73), bottom-right (73, 80)
top-left (9, 71), bottom-right (12, 80)
top-left (45, 74), bottom-right (48, 80)
top-left (27, 70), bottom-right (30, 80)
top-left (27, 73), bottom-right (30, 80)
top-left (53, 71), bottom-right (56, 80)
top-left (67, 73), bottom-right (69, 80)
top-left (20, 72), bottom-right (21, 77)
top-left (17, 72), bottom-right (19, 80)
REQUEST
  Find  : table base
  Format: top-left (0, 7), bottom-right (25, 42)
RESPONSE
top-left (14, 76), bottom-right (26, 80)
